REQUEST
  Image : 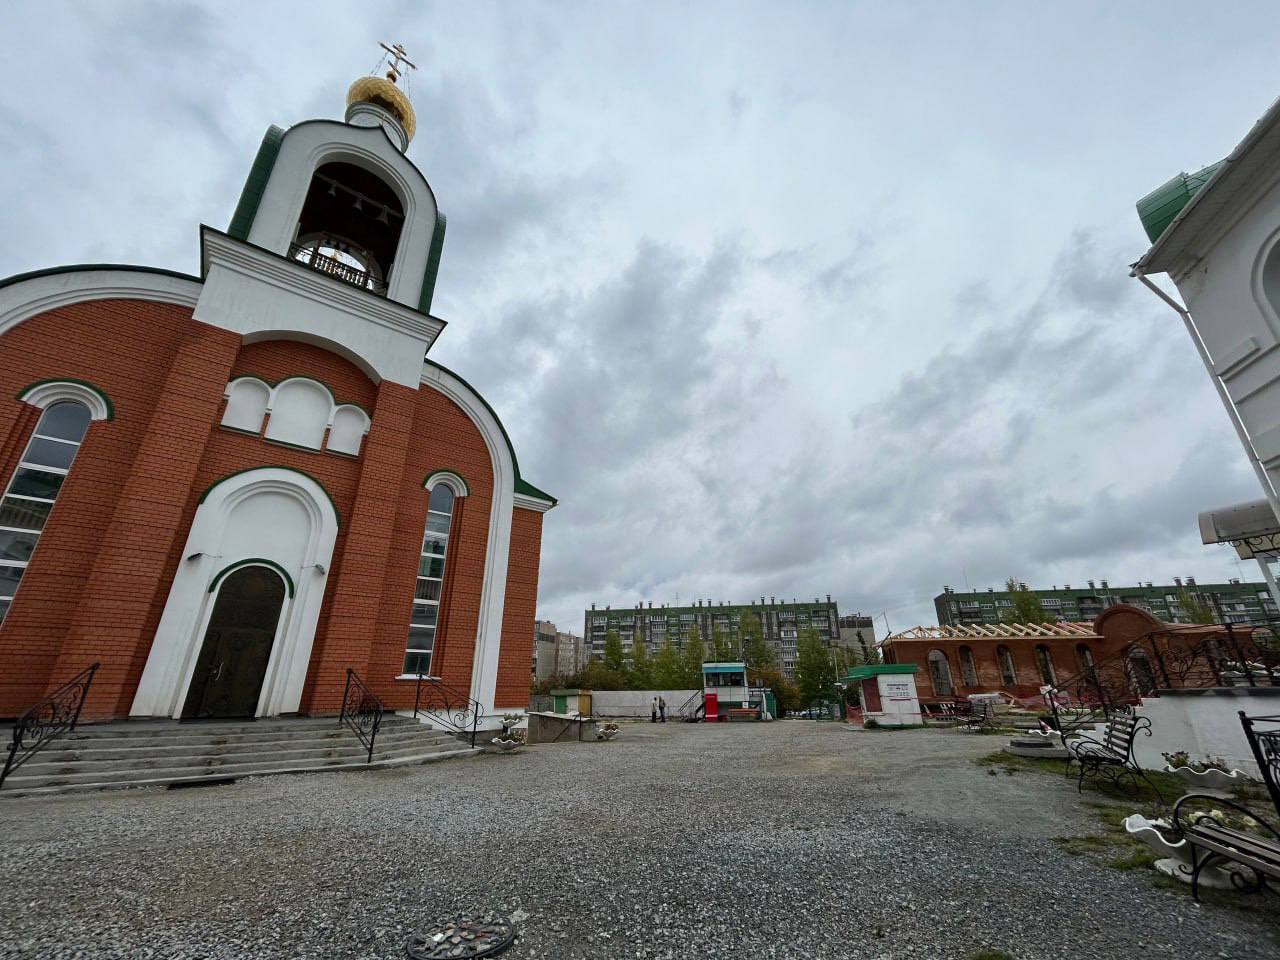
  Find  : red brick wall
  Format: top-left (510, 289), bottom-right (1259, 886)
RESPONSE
top-left (0, 296), bottom-right (543, 720)
top-left (885, 635), bottom-right (1127, 701)
top-left (0, 299), bottom-right (205, 716)
top-left (494, 507), bottom-right (544, 708)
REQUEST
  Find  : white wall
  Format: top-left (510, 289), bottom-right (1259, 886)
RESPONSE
top-left (1171, 175), bottom-right (1280, 502)
top-left (1132, 689), bottom-right (1280, 778)
top-left (590, 690), bottom-right (700, 717)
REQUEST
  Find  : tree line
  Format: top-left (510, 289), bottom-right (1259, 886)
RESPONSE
top-left (533, 614), bottom-right (878, 713)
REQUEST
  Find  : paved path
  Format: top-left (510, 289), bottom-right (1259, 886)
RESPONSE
top-left (1, 721), bottom-right (1277, 959)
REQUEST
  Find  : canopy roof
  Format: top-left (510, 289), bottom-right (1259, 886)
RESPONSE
top-left (885, 622), bottom-right (1096, 641)
top-left (1199, 497), bottom-right (1280, 559)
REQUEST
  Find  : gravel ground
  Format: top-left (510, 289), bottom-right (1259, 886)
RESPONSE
top-left (1, 721), bottom-right (1277, 960)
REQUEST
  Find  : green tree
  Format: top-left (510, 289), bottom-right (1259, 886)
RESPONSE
top-left (711, 623), bottom-right (737, 661)
top-left (653, 638), bottom-right (684, 689)
top-left (793, 627), bottom-right (836, 705)
top-left (679, 632), bottom-right (705, 688)
top-left (1001, 577), bottom-right (1054, 625)
top-left (740, 611), bottom-right (775, 682)
top-left (756, 663), bottom-right (802, 714)
top-left (603, 629), bottom-right (626, 674)
top-left (628, 636), bottom-right (653, 689)
top-left (573, 660), bottom-right (626, 691)
top-left (856, 630), bottom-right (881, 665)
top-left (1177, 590), bottom-right (1215, 624)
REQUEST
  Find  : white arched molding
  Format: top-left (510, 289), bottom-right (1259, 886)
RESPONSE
top-left (243, 121), bottom-right (437, 310)
top-left (264, 377), bottom-right (334, 450)
top-left (422, 469), bottom-right (469, 498)
top-left (0, 268), bottom-right (201, 341)
top-left (419, 365), bottom-right (514, 718)
top-left (328, 404), bottom-right (371, 456)
top-left (18, 379), bottom-right (113, 422)
top-left (1251, 222), bottom-right (1280, 354)
top-left (130, 467), bottom-right (339, 719)
top-left (222, 376), bottom-right (270, 433)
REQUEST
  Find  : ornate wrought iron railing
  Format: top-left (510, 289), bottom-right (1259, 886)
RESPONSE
top-left (412, 674), bottom-right (483, 747)
top-left (1048, 622), bottom-right (1280, 733)
top-left (338, 668), bottom-right (384, 764)
top-left (1241, 711), bottom-right (1280, 818)
top-left (1, 662), bottom-right (99, 790)
top-left (288, 243), bottom-right (388, 296)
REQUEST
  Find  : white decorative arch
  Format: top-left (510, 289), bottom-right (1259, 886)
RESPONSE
top-left (1252, 222), bottom-right (1280, 347)
top-left (328, 404), bottom-right (371, 456)
top-left (222, 376), bottom-right (270, 433)
top-left (0, 268), bottom-right (201, 340)
top-left (130, 467), bottom-right (339, 719)
top-left (265, 377), bottom-right (334, 450)
top-left (422, 469), bottom-right (470, 498)
top-left (18, 379), bottom-right (113, 422)
top-left (419, 365), bottom-right (514, 716)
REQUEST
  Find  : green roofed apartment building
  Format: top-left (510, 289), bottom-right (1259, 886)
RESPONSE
top-left (584, 596), bottom-right (840, 677)
top-left (935, 578), bottom-right (1277, 627)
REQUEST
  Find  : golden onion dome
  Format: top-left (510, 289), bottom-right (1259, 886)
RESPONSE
top-left (346, 75), bottom-right (416, 143)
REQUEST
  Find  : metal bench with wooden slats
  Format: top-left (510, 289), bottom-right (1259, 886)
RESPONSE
top-left (1172, 796), bottom-right (1280, 901)
top-left (1063, 711), bottom-right (1162, 799)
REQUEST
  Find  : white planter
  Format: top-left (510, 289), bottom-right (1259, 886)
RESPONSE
top-left (490, 737), bottom-right (524, 754)
top-left (1162, 765), bottom-right (1251, 791)
top-left (1122, 814), bottom-right (1243, 890)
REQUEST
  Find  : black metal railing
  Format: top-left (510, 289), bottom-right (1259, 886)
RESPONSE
top-left (1241, 711), bottom-right (1280, 818)
top-left (676, 690), bottom-right (703, 722)
top-left (288, 243), bottom-right (388, 296)
top-left (1048, 621), bottom-right (1280, 733)
top-left (1, 662), bottom-right (99, 790)
top-left (338, 668), bottom-right (384, 764)
top-left (412, 674), bottom-right (483, 747)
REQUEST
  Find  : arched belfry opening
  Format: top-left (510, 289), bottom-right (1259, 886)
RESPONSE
top-left (291, 161), bottom-right (404, 296)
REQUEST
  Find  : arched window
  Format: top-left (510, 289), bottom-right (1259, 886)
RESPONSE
top-left (1076, 643), bottom-right (1096, 672)
top-left (997, 645), bottom-right (1018, 687)
top-left (0, 401), bottom-right (92, 624)
top-left (292, 161), bottom-right (405, 297)
top-left (1035, 644), bottom-right (1057, 685)
top-left (403, 482), bottom-right (457, 675)
top-left (928, 649), bottom-right (954, 697)
top-left (959, 645), bottom-right (979, 686)
top-left (1127, 647), bottom-right (1156, 698)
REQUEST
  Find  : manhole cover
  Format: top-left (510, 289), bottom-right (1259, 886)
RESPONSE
top-left (406, 914), bottom-right (517, 959)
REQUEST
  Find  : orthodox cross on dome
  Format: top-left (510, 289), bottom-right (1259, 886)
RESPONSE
top-left (378, 42), bottom-right (417, 85)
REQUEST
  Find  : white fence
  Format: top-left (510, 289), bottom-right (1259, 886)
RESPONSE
top-left (590, 690), bottom-right (700, 717)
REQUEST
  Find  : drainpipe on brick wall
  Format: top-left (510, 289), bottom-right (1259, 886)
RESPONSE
top-left (1134, 269), bottom-right (1280, 612)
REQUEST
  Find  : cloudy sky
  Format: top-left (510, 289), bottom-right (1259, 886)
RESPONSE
top-left (3, 1), bottom-right (1277, 634)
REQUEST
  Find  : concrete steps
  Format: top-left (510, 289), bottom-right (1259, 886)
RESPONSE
top-left (0, 715), bottom-right (479, 798)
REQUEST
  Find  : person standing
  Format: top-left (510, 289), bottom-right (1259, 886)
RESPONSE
top-left (651, 696), bottom-right (658, 723)
top-left (659, 696), bottom-right (667, 723)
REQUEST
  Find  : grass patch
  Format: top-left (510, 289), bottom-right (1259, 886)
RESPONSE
top-left (1109, 849), bottom-right (1160, 870)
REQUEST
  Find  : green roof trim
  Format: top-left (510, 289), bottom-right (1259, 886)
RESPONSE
top-left (227, 125), bottom-right (286, 241)
top-left (425, 360), bottom-right (557, 506)
top-left (17, 378), bottom-right (115, 420)
top-left (208, 558), bottom-right (296, 599)
top-left (0, 263), bottom-right (200, 294)
top-left (1136, 160), bottom-right (1226, 244)
top-left (844, 664), bottom-right (919, 681)
top-left (418, 211), bottom-right (447, 314)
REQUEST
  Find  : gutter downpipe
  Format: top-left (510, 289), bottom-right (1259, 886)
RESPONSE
top-left (1133, 268), bottom-right (1280, 610)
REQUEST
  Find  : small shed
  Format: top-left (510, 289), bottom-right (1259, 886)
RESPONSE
top-left (549, 688), bottom-right (593, 716)
top-left (845, 664), bottom-right (921, 727)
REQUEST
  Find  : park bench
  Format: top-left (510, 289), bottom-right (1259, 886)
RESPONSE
top-left (1062, 711), bottom-right (1162, 799)
top-left (1171, 711), bottom-right (1280, 901)
top-left (725, 707), bottom-right (758, 722)
top-left (960, 699), bottom-right (998, 732)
